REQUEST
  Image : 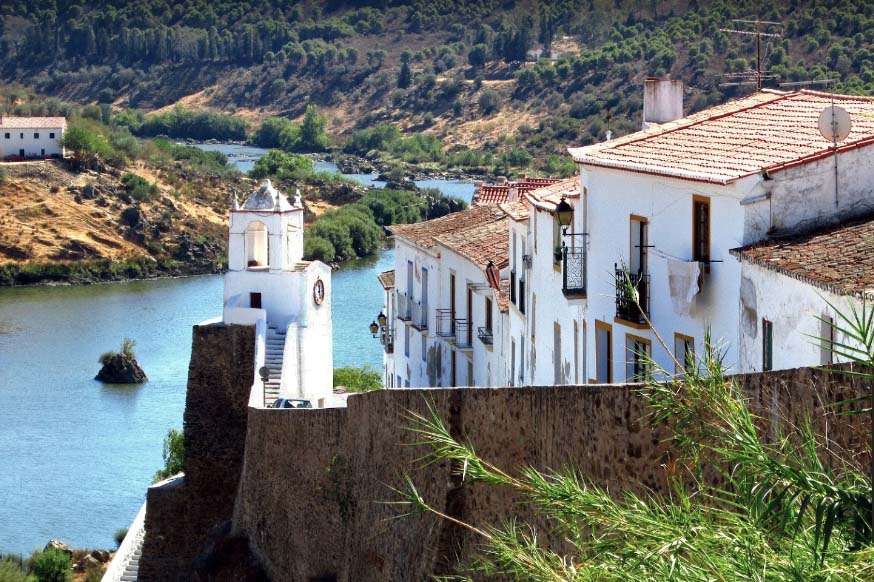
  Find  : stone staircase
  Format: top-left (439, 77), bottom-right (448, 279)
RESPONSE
top-left (263, 326), bottom-right (286, 406)
top-left (119, 545), bottom-right (140, 581)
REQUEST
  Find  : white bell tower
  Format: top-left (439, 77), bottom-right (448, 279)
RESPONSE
top-left (221, 180), bottom-right (334, 406)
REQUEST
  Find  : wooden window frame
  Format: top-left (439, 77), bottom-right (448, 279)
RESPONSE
top-left (629, 214), bottom-right (649, 276)
top-left (625, 333), bottom-right (652, 382)
top-left (594, 319), bottom-right (613, 384)
top-left (692, 195), bottom-right (711, 272)
top-left (673, 333), bottom-right (695, 375)
top-left (762, 318), bottom-right (773, 371)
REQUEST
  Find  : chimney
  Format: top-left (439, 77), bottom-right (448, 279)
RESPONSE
top-left (643, 77), bottom-right (683, 129)
top-left (508, 187), bottom-right (519, 203)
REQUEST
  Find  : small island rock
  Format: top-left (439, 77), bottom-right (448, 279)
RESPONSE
top-left (96, 354), bottom-right (148, 384)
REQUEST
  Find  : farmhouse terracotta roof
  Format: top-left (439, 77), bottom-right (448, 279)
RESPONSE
top-left (568, 90), bottom-right (874, 185)
top-left (377, 269), bottom-right (395, 289)
top-left (731, 214), bottom-right (874, 299)
top-left (435, 217), bottom-right (510, 270)
top-left (524, 178), bottom-right (580, 210)
top-left (388, 205), bottom-right (507, 249)
top-left (472, 177), bottom-right (564, 206)
top-left (0, 116), bottom-right (66, 129)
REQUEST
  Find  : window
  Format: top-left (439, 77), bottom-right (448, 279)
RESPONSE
top-left (450, 350), bottom-right (457, 387)
top-left (595, 320), bottom-right (612, 384)
top-left (406, 260), bottom-right (413, 297)
top-left (249, 292), bottom-right (262, 309)
top-left (673, 333), bottom-right (695, 374)
top-left (552, 218), bottom-right (561, 266)
top-left (467, 361), bottom-right (474, 387)
top-left (34, 133), bottom-right (39, 139)
top-left (553, 322), bottom-right (562, 384)
top-left (762, 319), bottom-right (773, 371)
top-left (49, 132), bottom-right (55, 139)
top-left (421, 334), bottom-right (426, 362)
top-left (820, 314), bottom-right (834, 365)
top-left (629, 215), bottom-right (648, 276)
top-left (625, 334), bottom-right (652, 381)
top-left (3, 133), bottom-right (9, 139)
top-left (19, 133), bottom-right (23, 139)
top-left (484, 297), bottom-right (493, 332)
top-left (693, 196), bottom-right (710, 271)
top-left (404, 324), bottom-right (410, 358)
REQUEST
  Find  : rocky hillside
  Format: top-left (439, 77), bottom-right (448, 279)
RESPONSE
top-left (0, 160), bottom-right (233, 285)
top-left (2, 0), bottom-right (872, 158)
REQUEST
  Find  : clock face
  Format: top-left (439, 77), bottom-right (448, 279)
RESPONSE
top-left (313, 278), bottom-right (325, 305)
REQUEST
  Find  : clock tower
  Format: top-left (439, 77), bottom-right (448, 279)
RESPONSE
top-left (222, 180), bottom-right (333, 406)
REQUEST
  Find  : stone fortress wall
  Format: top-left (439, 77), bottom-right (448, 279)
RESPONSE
top-left (139, 322), bottom-right (872, 581)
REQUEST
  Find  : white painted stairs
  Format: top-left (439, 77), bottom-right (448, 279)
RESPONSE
top-left (263, 326), bottom-right (286, 406)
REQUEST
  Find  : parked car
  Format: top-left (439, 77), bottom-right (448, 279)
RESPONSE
top-left (269, 398), bottom-right (312, 409)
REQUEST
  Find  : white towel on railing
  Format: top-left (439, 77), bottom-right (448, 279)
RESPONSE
top-left (667, 258), bottom-right (700, 316)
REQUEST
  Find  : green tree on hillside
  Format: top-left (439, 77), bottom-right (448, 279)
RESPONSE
top-left (297, 104), bottom-right (328, 152)
top-left (153, 427), bottom-right (183, 482)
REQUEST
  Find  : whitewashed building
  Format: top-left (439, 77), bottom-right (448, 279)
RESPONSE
top-left (0, 116), bottom-right (66, 159)
top-left (564, 85), bottom-right (874, 379)
top-left (730, 216), bottom-right (874, 372)
top-left (379, 205), bottom-right (512, 388)
top-left (222, 179), bottom-right (334, 406)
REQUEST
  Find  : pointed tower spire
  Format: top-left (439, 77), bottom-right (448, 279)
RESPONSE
top-left (294, 189), bottom-right (303, 208)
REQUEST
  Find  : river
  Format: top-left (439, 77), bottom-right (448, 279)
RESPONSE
top-left (0, 144), bottom-right (472, 555)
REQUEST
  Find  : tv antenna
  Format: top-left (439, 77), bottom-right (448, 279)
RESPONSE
top-left (719, 19), bottom-right (783, 91)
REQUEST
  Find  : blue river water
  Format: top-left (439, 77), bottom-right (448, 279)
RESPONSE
top-left (0, 144), bottom-right (472, 555)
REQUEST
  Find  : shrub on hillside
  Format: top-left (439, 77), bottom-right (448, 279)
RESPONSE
top-left (114, 528), bottom-right (128, 548)
top-left (121, 174), bottom-right (159, 202)
top-left (0, 558), bottom-right (30, 582)
top-left (136, 106), bottom-right (248, 141)
top-left (303, 236), bottom-right (335, 263)
top-left (478, 88), bottom-right (501, 115)
top-left (31, 549), bottom-right (71, 582)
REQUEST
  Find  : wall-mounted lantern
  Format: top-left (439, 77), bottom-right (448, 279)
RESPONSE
top-left (369, 320), bottom-right (380, 337)
top-left (377, 311), bottom-right (387, 327)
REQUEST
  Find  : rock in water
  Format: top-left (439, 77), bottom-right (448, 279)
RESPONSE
top-left (96, 354), bottom-right (148, 384)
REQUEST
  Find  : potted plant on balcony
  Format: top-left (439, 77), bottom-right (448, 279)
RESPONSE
top-left (553, 244), bottom-right (563, 263)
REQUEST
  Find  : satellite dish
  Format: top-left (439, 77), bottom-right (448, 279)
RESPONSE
top-left (818, 105), bottom-right (852, 143)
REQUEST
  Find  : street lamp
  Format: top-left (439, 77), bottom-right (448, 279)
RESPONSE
top-left (259, 366), bottom-right (270, 407)
top-left (369, 320), bottom-right (380, 337)
top-left (377, 311), bottom-right (387, 327)
top-left (554, 196), bottom-right (574, 232)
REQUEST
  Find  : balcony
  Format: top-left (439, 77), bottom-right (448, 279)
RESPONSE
top-left (562, 247), bottom-right (586, 297)
top-left (615, 266), bottom-right (650, 325)
top-left (477, 326), bottom-right (493, 346)
top-left (411, 301), bottom-right (428, 331)
top-left (396, 291), bottom-right (411, 321)
top-left (380, 327), bottom-right (394, 354)
top-left (436, 309), bottom-right (455, 337)
top-left (455, 319), bottom-right (472, 349)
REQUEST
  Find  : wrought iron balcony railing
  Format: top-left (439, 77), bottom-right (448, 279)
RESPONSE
top-left (562, 247), bottom-right (586, 296)
top-left (395, 290), bottom-right (411, 321)
top-left (615, 266), bottom-right (650, 324)
top-left (477, 326), bottom-right (494, 346)
top-left (436, 309), bottom-right (455, 337)
top-left (454, 319), bottom-right (472, 349)
top-left (411, 301), bottom-right (428, 331)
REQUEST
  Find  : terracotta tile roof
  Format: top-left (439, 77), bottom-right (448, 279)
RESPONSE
top-left (731, 214), bottom-right (874, 299)
top-left (500, 200), bottom-right (530, 221)
top-left (388, 205), bottom-right (507, 249)
top-left (524, 178), bottom-right (580, 210)
top-left (377, 269), bottom-right (395, 289)
top-left (0, 116), bottom-right (66, 129)
top-left (434, 218), bottom-right (510, 270)
top-left (568, 90), bottom-right (874, 185)
top-left (472, 177), bottom-right (565, 206)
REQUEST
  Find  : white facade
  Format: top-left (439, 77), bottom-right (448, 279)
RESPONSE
top-left (223, 180), bottom-right (333, 406)
top-left (383, 208), bottom-right (511, 389)
top-left (0, 117), bottom-right (66, 159)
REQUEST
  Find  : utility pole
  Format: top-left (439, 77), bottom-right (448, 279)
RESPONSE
top-left (719, 19), bottom-right (783, 91)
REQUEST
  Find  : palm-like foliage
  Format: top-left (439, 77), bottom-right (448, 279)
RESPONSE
top-left (390, 287), bottom-right (874, 580)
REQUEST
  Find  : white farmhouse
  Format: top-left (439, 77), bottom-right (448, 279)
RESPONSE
top-left (0, 116), bottom-right (66, 159)
top-left (380, 205), bottom-right (512, 388)
top-left (222, 179), bottom-right (334, 406)
top-left (563, 84), bottom-right (874, 380)
top-left (730, 215), bottom-right (874, 372)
